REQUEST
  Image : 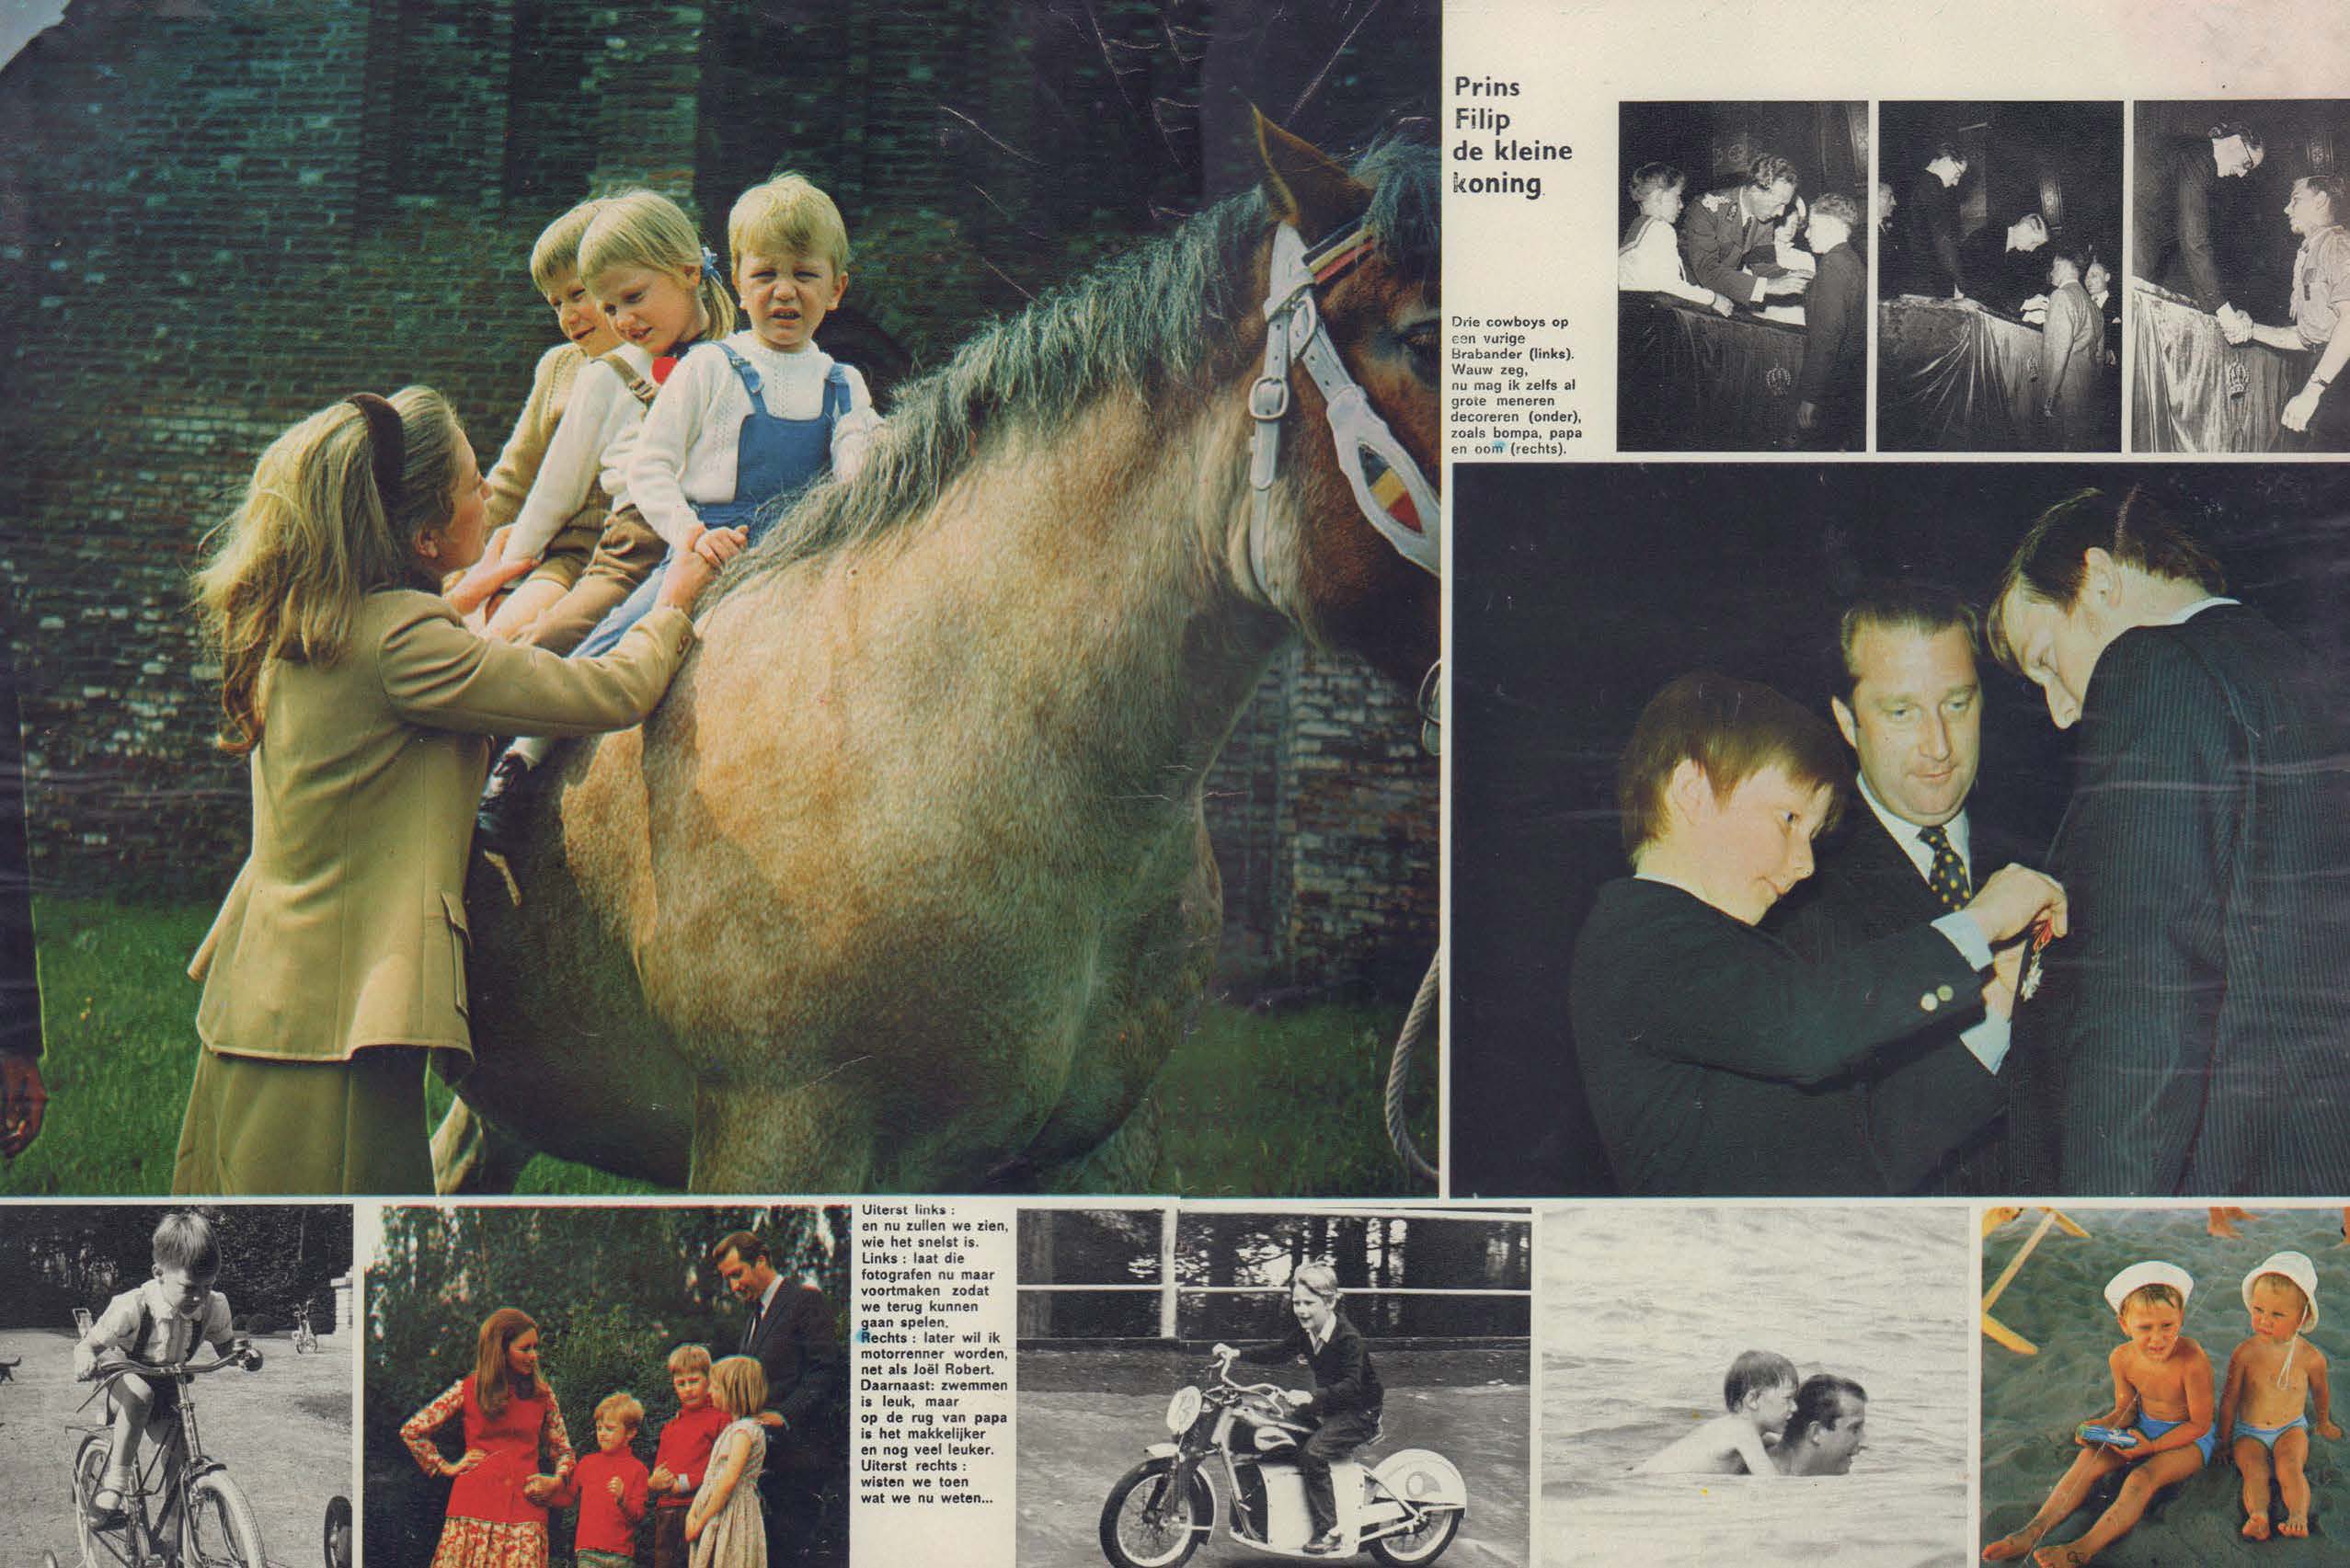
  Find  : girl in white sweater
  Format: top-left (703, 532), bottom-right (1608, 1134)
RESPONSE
top-left (570, 173), bottom-right (881, 660)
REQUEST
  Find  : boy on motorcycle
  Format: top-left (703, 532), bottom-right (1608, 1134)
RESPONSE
top-left (1214, 1264), bottom-right (1384, 1555)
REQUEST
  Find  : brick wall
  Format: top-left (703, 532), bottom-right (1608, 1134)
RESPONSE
top-left (0, 0), bottom-right (1437, 991)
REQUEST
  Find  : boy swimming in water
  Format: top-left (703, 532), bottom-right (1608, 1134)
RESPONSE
top-left (1634, 1349), bottom-right (1798, 1477)
top-left (1984, 1262), bottom-right (2213, 1567)
top-left (2219, 1251), bottom-right (2339, 1540)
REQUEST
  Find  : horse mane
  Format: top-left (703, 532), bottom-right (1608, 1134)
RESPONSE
top-left (714, 137), bottom-right (1437, 597)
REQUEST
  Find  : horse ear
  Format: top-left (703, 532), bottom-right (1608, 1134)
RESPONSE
top-left (1254, 109), bottom-right (1370, 240)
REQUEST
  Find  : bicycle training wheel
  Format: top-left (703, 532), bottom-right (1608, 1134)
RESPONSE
top-left (182, 1472), bottom-right (265, 1568)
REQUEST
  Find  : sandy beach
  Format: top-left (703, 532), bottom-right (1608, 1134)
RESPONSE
top-left (1982, 1207), bottom-right (2345, 1564)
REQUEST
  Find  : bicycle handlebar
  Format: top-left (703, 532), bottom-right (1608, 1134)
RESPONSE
top-left (86, 1349), bottom-right (258, 1383)
top-left (1209, 1358), bottom-right (1291, 1402)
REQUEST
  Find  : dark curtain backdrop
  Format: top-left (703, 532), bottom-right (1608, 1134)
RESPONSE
top-left (1449, 463), bottom-right (2350, 1196)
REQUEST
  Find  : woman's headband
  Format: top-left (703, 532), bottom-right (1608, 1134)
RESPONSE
top-left (345, 392), bottom-right (406, 508)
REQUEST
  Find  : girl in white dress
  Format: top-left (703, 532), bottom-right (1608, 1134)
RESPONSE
top-left (687, 1355), bottom-right (769, 1568)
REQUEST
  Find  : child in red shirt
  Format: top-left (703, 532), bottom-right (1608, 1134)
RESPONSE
top-left (648, 1345), bottom-right (731, 1568)
top-left (553, 1391), bottom-right (652, 1568)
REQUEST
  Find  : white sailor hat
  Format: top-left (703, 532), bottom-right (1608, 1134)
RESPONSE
top-left (2242, 1251), bottom-right (2321, 1331)
top-left (2104, 1261), bottom-right (2194, 1316)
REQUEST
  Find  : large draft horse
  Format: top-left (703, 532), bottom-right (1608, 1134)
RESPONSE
top-left (445, 120), bottom-right (1439, 1191)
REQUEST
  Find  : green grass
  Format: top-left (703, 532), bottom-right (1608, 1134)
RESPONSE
top-left (6, 897), bottom-right (218, 1195)
top-left (10, 897), bottom-right (1437, 1196)
top-left (1151, 1001), bottom-right (1438, 1196)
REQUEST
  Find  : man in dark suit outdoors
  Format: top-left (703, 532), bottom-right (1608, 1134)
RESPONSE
top-left (713, 1230), bottom-right (846, 1564)
top-left (1770, 584), bottom-right (2032, 1194)
top-left (1989, 486), bottom-right (2350, 1196)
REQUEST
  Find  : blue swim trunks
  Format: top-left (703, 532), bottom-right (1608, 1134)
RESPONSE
top-left (2231, 1413), bottom-right (2310, 1452)
top-left (2137, 1414), bottom-right (2216, 1464)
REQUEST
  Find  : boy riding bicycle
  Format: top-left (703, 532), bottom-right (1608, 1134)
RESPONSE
top-left (72, 1212), bottom-right (259, 1528)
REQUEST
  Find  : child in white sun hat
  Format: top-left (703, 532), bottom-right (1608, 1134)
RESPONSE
top-left (1984, 1261), bottom-right (2212, 1567)
top-left (2220, 1250), bottom-right (2340, 1541)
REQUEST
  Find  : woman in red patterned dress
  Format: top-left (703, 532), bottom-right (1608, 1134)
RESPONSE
top-left (402, 1307), bottom-right (577, 1568)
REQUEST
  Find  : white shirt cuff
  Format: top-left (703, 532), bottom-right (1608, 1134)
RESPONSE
top-left (1932, 910), bottom-right (1993, 970)
top-left (1961, 1014), bottom-right (2011, 1075)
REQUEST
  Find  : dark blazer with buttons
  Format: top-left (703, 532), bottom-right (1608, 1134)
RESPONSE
top-left (2008, 605), bottom-right (2350, 1196)
top-left (1237, 1311), bottom-right (1383, 1421)
top-left (741, 1280), bottom-right (845, 1456)
top-left (1770, 807), bottom-right (2036, 1194)
top-left (1570, 876), bottom-right (1985, 1195)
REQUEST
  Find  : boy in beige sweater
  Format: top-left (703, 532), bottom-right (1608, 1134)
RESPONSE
top-left (477, 197), bottom-right (653, 639)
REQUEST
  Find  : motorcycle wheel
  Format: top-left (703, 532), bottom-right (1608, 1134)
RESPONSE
top-left (1097, 1459), bottom-right (1212, 1568)
top-left (1369, 1505), bottom-right (1461, 1566)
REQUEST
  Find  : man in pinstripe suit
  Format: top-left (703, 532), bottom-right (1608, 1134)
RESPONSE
top-left (1989, 486), bottom-right (2350, 1196)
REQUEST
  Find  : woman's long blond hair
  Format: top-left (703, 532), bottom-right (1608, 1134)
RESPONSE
top-left (578, 189), bottom-right (737, 343)
top-left (473, 1306), bottom-right (545, 1419)
top-left (191, 386), bottom-right (463, 753)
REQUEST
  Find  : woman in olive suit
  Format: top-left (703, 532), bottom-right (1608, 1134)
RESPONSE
top-left (173, 386), bottom-right (716, 1195)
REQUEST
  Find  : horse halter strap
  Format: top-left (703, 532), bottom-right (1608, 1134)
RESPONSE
top-left (1245, 221), bottom-right (1441, 602)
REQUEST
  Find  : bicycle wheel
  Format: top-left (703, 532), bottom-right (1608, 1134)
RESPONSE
top-left (182, 1472), bottom-right (266, 1568)
top-left (72, 1433), bottom-right (116, 1568)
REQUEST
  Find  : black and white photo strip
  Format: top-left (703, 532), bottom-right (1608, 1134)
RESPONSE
top-left (1542, 1203), bottom-right (1972, 1567)
top-left (1451, 462), bottom-right (2350, 1203)
top-left (1616, 101), bottom-right (1869, 452)
top-left (0, 1204), bottom-right (356, 1568)
top-left (1878, 103), bottom-right (2123, 452)
top-left (2132, 101), bottom-right (2350, 452)
top-left (1015, 1205), bottom-right (1530, 1566)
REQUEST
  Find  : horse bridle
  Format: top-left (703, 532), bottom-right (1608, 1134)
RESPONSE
top-left (1249, 218), bottom-right (1446, 1185)
top-left (1246, 221), bottom-right (1440, 591)
top-left (1246, 219), bottom-right (1443, 754)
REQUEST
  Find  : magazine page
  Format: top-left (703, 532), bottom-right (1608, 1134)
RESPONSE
top-left (7, 0), bottom-right (2350, 1564)
top-left (1446, 2), bottom-right (2350, 1565)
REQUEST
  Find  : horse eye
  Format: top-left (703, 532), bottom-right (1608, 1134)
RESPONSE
top-left (1398, 322), bottom-right (1439, 374)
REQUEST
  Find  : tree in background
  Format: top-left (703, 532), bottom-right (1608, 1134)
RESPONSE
top-left (365, 1206), bottom-right (850, 1568)
top-left (0, 1204), bottom-right (353, 1332)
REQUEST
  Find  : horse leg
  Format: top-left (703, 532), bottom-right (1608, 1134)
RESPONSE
top-left (427, 1096), bottom-right (536, 1195)
top-left (1015, 825), bottom-right (1218, 1193)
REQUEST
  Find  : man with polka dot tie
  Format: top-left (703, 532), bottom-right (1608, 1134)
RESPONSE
top-left (1770, 583), bottom-right (2039, 1195)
